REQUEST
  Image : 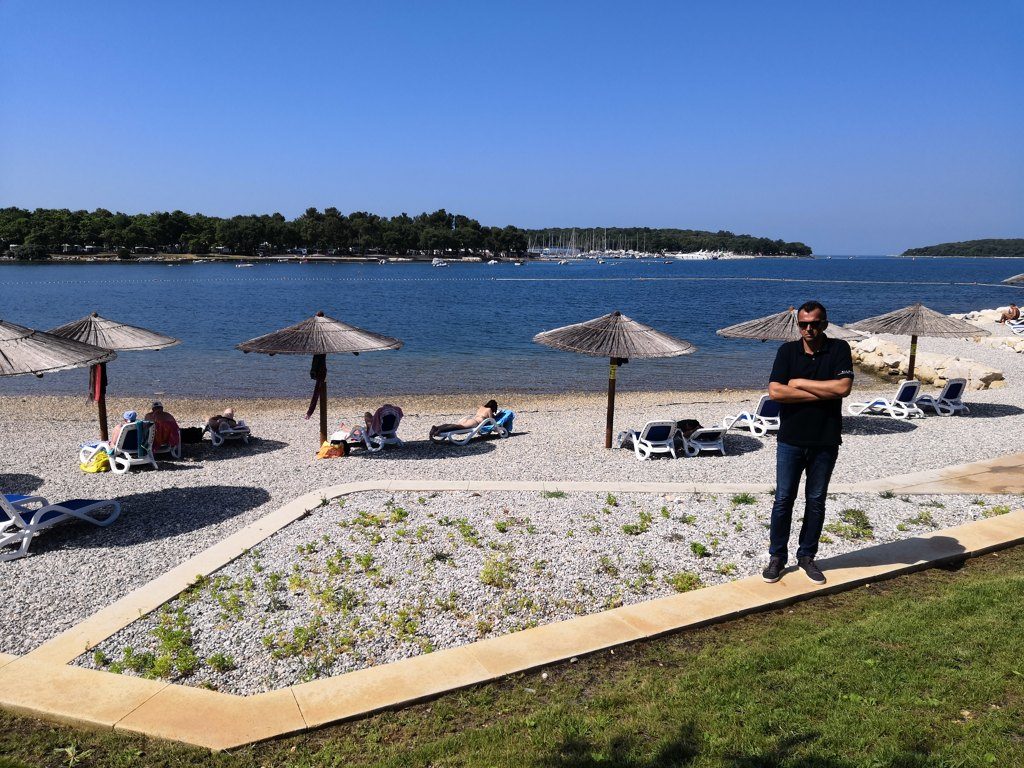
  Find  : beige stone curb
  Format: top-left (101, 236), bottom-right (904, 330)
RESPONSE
top-left (2, 480), bottom-right (1022, 751)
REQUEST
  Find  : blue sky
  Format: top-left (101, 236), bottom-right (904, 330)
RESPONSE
top-left (1, 1), bottom-right (1021, 254)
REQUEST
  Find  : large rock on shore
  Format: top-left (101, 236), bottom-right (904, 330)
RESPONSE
top-left (977, 336), bottom-right (1024, 354)
top-left (953, 306), bottom-right (1014, 323)
top-left (850, 337), bottom-right (1003, 390)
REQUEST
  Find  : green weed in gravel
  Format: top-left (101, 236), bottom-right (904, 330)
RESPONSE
top-left (621, 510), bottom-right (653, 536)
top-left (984, 505), bottom-right (1011, 518)
top-left (665, 571), bottom-right (702, 592)
top-left (480, 555), bottom-right (516, 589)
top-left (690, 542), bottom-right (710, 558)
top-left (825, 508), bottom-right (874, 540)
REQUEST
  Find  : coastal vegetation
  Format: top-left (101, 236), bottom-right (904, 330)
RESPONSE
top-left (0, 206), bottom-right (812, 259)
top-left (901, 238), bottom-right (1024, 258)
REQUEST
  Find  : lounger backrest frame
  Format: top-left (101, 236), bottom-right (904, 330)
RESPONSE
top-left (894, 380), bottom-right (921, 404)
top-left (0, 495), bottom-right (60, 531)
top-left (0, 495), bottom-right (20, 524)
top-left (116, 420), bottom-right (154, 458)
top-left (758, 397), bottom-right (781, 419)
top-left (379, 413), bottom-right (399, 434)
top-left (640, 421), bottom-right (675, 443)
top-left (942, 378), bottom-right (966, 402)
top-left (690, 427), bottom-right (727, 442)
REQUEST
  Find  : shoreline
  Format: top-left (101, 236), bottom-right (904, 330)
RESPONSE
top-left (0, 388), bottom-right (770, 422)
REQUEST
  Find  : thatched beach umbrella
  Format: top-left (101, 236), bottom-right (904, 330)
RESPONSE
top-left (1, 318), bottom-right (116, 380)
top-left (847, 302), bottom-right (990, 380)
top-left (49, 313), bottom-right (180, 441)
top-left (237, 311), bottom-right (402, 445)
top-left (717, 308), bottom-right (865, 342)
top-left (533, 311), bottom-right (696, 449)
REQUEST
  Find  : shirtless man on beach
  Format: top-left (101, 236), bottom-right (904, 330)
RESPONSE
top-left (998, 304), bottom-right (1020, 323)
top-left (762, 301), bottom-right (854, 586)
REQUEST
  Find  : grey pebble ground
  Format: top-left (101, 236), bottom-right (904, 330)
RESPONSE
top-left (77, 489), bottom-right (1018, 694)
top-left (0, 324), bottom-right (1021, 690)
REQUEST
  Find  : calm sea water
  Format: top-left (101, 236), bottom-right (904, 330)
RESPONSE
top-left (2, 258), bottom-right (1021, 398)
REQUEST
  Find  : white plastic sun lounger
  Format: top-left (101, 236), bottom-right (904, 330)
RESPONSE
top-left (329, 426), bottom-right (385, 453)
top-left (615, 420), bottom-right (678, 461)
top-left (915, 377), bottom-right (969, 416)
top-left (847, 379), bottom-right (924, 420)
top-left (721, 395), bottom-right (781, 437)
top-left (682, 426), bottom-right (728, 457)
top-left (430, 411), bottom-right (514, 445)
top-left (79, 420), bottom-right (158, 473)
top-left (1, 493), bottom-right (121, 561)
top-left (152, 425), bottom-right (182, 459)
top-left (331, 409), bottom-right (406, 453)
top-left (204, 421), bottom-right (251, 447)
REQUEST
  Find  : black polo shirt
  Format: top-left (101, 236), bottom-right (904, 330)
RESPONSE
top-left (768, 337), bottom-right (854, 447)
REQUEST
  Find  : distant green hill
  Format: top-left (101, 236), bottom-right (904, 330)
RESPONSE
top-left (902, 238), bottom-right (1024, 258)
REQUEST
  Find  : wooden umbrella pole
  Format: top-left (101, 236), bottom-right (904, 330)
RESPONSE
top-left (319, 375), bottom-right (328, 445)
top-left (907, 335), bottom-right (918, 381)
top-left (97, 362), bottom-right (109, 442)
top-left (605, 357), bottom-right (619, 449)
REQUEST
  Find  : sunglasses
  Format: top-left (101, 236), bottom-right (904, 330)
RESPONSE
top-left (797, 320), bottom-right (825, 329)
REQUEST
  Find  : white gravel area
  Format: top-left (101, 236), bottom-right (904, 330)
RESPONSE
top-left (75, 489), bottom-right (1021, 694)
top-left (1, 332), bottom-right (1023, 658)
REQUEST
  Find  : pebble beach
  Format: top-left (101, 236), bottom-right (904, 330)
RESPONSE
top-left (2, 329), bottom-right (1023, 690)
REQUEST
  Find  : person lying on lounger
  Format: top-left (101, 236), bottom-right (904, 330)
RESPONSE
top-left (998, 303), bottom-right (1020, 324)
top-left (207, 407), bottom-right (238, 433)
top-left (429, 399), bottom-right (498, 439)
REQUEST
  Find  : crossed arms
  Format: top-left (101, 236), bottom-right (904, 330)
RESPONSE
top-left (768, 377), bottom-right (853, 403)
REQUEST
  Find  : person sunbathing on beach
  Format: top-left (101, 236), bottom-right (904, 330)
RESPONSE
top-left (144, 401), bottom-right (180, 448)
top-left (110, 410), bottom-right (138, 445)
top-left (998, 303), bottom-right (1020, 323)
top-left (207, 407), bottom-right (242, 432)
top-left (429, 399), bottom-right (498, 439)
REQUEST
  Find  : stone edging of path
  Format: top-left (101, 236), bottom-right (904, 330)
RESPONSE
top-left (0, 480), bottom-right (1020, 751)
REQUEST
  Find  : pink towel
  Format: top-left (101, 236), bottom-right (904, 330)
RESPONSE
top-left (153, 419), bottom-right (180, 447)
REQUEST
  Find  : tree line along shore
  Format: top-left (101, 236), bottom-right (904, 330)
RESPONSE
top-left (901, 238), bottom-right (1024, 258)
top-left (0, 206), bottom-right (812, 260)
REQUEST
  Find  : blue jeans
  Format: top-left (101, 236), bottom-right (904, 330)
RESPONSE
top-left (769, 442), bottom-right (839, 562)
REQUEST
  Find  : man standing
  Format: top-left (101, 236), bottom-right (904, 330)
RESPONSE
top-left (762, 301), bottom-right (854, 585)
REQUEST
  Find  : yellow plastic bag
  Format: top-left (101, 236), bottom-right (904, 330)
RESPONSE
top-left (80, 450), bottom-right (111, 473)
top-left (315, 441), bottom-right (347, 459)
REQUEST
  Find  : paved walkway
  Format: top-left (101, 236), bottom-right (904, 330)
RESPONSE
top-left (846, 451), bottom-right (1024, 495)
top-left (2, 457), bottom-right (1023, 750)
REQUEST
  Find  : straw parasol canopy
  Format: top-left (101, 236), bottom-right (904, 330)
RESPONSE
top-left (0, 319), bottom-right (116, 377)
top-left (717, 308), bottom-right (865, 342)
top-left (50, 312), bottom-right (180, 352)
top-left (1003, 273), bottom-right (1024, 286)
top-left (237, 312), bottom-right (403, 445)
top-left (847, 302), bottom-right (990, 379)
top-left (534, 311), bottom-right (696, 448)
top-left (48, 313), bottom-right (180, 441)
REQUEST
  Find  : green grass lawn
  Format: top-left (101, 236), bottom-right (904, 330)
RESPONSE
top-left (3, 546), bottom-right (1024, 768)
